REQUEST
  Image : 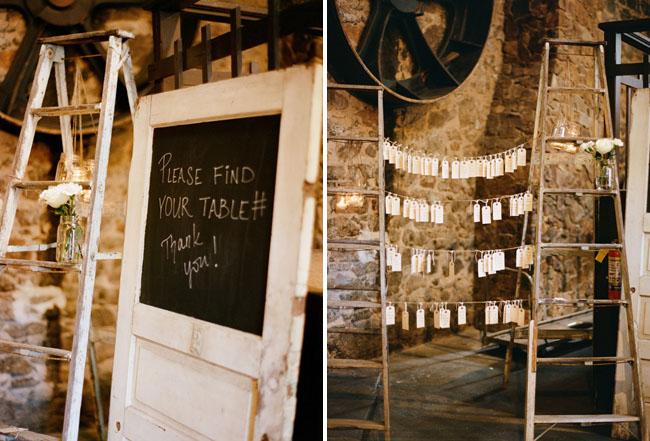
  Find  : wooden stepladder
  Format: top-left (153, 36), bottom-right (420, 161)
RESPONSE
top-left (326, 83), bottom-right (391, 440)
top-left (0, 30), bottom-right (137, 441)
top-left (523, 39), bottom-right (646, 441)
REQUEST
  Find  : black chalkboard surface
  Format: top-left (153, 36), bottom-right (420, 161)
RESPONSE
top-left (140, 115), bottom-right (281, 336)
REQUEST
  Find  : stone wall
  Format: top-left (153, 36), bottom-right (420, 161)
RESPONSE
top-left (0, 4), bottom-right (321, 437)
top-left (328, 0), bottom-right (650, 359)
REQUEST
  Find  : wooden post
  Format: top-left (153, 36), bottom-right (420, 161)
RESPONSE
top-left (201, 25), bottom-right (212, 83)
top-left (174, 38), bottom-right (183, 89)
top-left (230, 7), bottom-right (242, 77)
top-left (267, 0), bottom-right (279, 70)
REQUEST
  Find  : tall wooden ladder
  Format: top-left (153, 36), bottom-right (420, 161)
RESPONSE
top-left (524, 39), bottom-right (646, 441)
top-left (326, 83), bottom-right (391, 440)
top-left (0, 30), bottom-right (137, 441)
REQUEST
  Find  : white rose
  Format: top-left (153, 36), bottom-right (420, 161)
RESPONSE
top-left (613, 138), bottom-right (624, 147)
top-left (595, 138), bottom-right (615, 155)
top-left (580, 141), bottom-right (594, 153)
top-left (57, 183), bottom-right (83, 197)
top-left (39, 187), bottom-right (70, 208)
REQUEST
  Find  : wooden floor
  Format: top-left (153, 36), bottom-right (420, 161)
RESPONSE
top-left (328, 328), bottom-right (622, 441)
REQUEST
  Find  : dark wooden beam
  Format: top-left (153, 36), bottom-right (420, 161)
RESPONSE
top-left (201, 24), bottom-right (211, 83)
top-left (267, 0), bottom-right (279, 70)
top-left (147, 1), bottom-right (321, 83)
top-left (173, 38), bottom-right (183, 89)
top-left (599, 18), bottom-right (650, 33)
top-left (230, 7), bottom-right (242, 77)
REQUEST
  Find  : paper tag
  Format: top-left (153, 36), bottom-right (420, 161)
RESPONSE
top-left (482, 205), bottom-right (492, 224)
top-left (411, 252), bottom-right (417, 274)
top-left (516, 247), bottom-right (523, 268)
top-left (487, 252), bottom-right (496, 274)
top-left (477, 257), bottom-right (486, 278)
top-left (389, 146), bottom-right (396, 164)
top-left (432, 157), bottom-right (439, 176)
top-left (486, 159), bottom-right (493, 179)
top-left (490, 304), bottom-right (499, 324)
top-left (595, 248), bottom-right (608, 263)
top-left (395, 150), bottom-right (402, 169)
top-left (485, 305), bottom-right (492, 325)
top-left (386, 304), bottom-right (395, 325)
top-left (524, 192), bottom-right (534, 212)
top-left (402, 305), bottom-right (409, 331)
top-left (503, 302), bottom-right (512, 323)
top-left (496, 157), bottom-right (504, 176)
top-left (383, 140), bottom-right (390, 159)
top-left (473, 203), bottom-right (481, 223)
top-left (469, 159), bottom-right (477, 177)
top-left (517, 195), bottom-right (525, 215)
top-left (525, 245), bottom-right (534, 268)
top-left (410, 200), bottom-right (417, 220)
top-left (423, 157), bottom-right (431, 176)
top-left (496, 251), bottom-right (506, 271)
top-left (407, 153), bottom-right (413, 173)
top-left (393, 251), bottom-right (402, 271)
top-left (509, 196), bottom-right (517, 216)
top-left (492, 201), bottom-right (502, 220)
top-left (516, 305), bottom-right (526, 326)
top-left (448, 254), bottom-right (455, 277)
top-left (460, 160), bottom-right (468, 179)
top-left (451, 160), bottom-right (460, 179)
top-left (402, 198), bottom-right (409, 218)
top-left (441, 160), bottom-right (449, 179)
top-left (392, 196), bottom-right (401, 215)
top-left (490, 158), bottom-right (497, 178)
top-left (421, 202), bottom-right (430, 222)
top-left (517, 146), bottom-right (527, 166)
top-left (416, 306), bottom-right (425, 328)
top-left (426, 252), bottom-right (432, 273)
top-left (435, 203), bottom-right (444, 224)
top-left (439, 306), bottom-right (451, 329)
top-left (413, 156), bottom-right (421, 175)
top-left (457, 304), bottom-right (467, 326)
top-left (433, 306), bottom-right (440, 329)
top-left (505, 153), bottom-right (512, 173)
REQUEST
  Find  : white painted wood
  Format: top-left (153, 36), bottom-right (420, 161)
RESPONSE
top-left (62, 36), bottom-right (123, 441)
top-left (109, 64), bottom-right (322, 441)
top-left (617, 88), bottom-right (650, 438)
top-left (53, 48), bottom-right (74, 171)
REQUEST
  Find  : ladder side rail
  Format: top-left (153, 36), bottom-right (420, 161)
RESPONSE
top-left (597, 45), bottom-right (648, 441)
top-left (376, 88), bottom-right (390, 440)
top-left (61, 36), bottom-right (123, 441)
top-left (525, 41), bottom-right (551, 441)
top-left (505, 54), bottom-right (548, 386)
top-left (53, 51), bottom-right (74, 172)
top-left (120, 40), bottom-right (139, 120)
top-left (0, 45), bottom-right (57, 254)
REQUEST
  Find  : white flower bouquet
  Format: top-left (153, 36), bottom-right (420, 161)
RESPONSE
top-left (39, 183), bottom-right (84, 263)
top-left (39, 183), bottom-right (83, 216)
top-left (579, 138), bottom-right (623, 161)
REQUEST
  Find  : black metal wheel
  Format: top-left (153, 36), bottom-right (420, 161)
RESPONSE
top-left (0, 0), bottom-right (152, 134)
top-left (328, 0), bottom-right (493, 106)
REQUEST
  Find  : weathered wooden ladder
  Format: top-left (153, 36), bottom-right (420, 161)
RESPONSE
top-left (326, 83), bottom-right (391, 440)
top-left (0, 30), bottom-right (137, 441)
top-left (523, 39), bottom-right (646, 441)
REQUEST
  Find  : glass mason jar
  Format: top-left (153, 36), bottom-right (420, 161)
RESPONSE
top-left (594, 156), bottom-right (615, 190)
top-left (56, 215), bottom-right (84, 263)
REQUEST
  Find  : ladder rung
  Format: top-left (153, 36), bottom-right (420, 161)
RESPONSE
top-left (328, 239), bottom-right (381, 250)
top-left (534, 414), bottom-right (639, 424)
top-left (537, 356), bottom-right (633, 365)
top-left (328, 286), bottom-right (380, 291)
top-left (516, 328), bottom-right (592, 339)
top-left (0, 339), bottom-right (71, 360)
top-left (327, 187), bottom-right (381, 196)
top-left (327, 327), bottom-right (381, 335)
top-left (547, 87), bottom-right (606, 93)
top-left (12, 180), bottom-right (91, 190)
top-left (38, 29), bottom-right (134, 45)
top-left (327, 418), bottom-right (386, 430)
top-left (327, 83), bottom-right (383, 91)
top-left (328, 135), bottom-right (380, 143)
top-left (327, 300), bottom-right (381, 309)
top-left (31, 103), bottom-right (101, 117)
top-left (542, 188), bottom-right (616, 196)
top-left (545, 39), bottom-right (606, 47)
top-left (545, 136), bottom-right (598, 143)
top-left (540, 243), bottom-right (622, 250)
top-left (0, 258), bottom-right (80, 273)
top-left (6, 243), bottom-right (56, 253)
top-left (537, 298), bottom-right (627, 306)
top-left (328, 358), bottom-right (383, 369)
top-left (96, 252), bottom-right (122, 261)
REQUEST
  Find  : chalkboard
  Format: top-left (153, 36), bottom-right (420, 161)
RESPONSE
top-left (140, 115), bottom-right (281, 336)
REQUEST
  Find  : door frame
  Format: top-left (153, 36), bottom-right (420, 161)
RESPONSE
top-left (108, 63), bottom-right (322, 441)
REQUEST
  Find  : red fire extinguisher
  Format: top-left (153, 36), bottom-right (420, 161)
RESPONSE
top-left (608, 250), bottom-right (622, 300)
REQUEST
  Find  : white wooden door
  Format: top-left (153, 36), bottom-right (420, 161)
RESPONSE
top-left (616, 88), bottom-right (650, 433)
top-left (107, 64), bottom-right (322, 441)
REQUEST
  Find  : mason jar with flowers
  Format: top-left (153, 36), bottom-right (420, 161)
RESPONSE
top-left (39, 183), bottom-right (84, 263)
top-left (579, 138), bottom-right (623, 190)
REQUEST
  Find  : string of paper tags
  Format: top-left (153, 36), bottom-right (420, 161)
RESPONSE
top-left (385, 244), bottom-right (535, 276)
top-left (383, 138), bottom-right (527, 179)
top-left (384, 190), bottom-right (533, 224)
top-left (385, 299), bottom-right (527, 330)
